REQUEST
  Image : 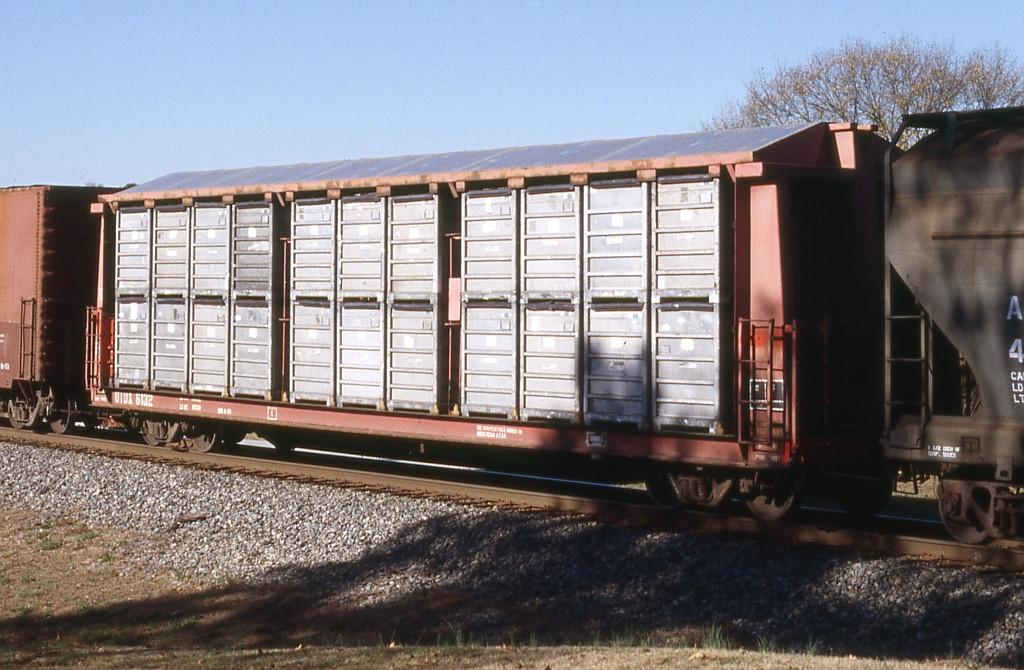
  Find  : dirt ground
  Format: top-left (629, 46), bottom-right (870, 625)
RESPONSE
top-left (0, 507), bottom-right (988, 669)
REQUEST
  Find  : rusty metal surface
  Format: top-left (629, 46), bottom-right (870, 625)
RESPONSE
top-left (0, 186), bottom-right (113, 390)
top-left (105, 124), bottom-right (824, 202)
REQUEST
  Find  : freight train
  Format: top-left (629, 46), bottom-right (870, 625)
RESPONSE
top-left (3, 106), bottom-right (1023, 544)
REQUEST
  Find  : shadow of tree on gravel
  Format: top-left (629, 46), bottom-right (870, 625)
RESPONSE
top-left (1, 510), bottom-right (1020, 666)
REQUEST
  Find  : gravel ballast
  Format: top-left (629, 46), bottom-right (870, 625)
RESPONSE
top-left (2, 439), bottom-right (1024, 667)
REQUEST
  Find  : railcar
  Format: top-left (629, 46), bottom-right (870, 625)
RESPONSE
top-left (0, 185), bottom-right (115, 432)
top-left (885, 106), bottom-right (1024, 543)
top-left (73, 123), bottom-right (890, 520)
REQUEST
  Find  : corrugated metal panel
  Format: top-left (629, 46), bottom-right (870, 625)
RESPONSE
top-left (114, 209), bottom-right (151, 296)
top-left (461, 302), bottom-right (517, 417)
top-left (388, 301), bottom-right (440, 412)
top-left (388, 195), bottom-right (440, 298)
top-left (520, 303), bottom-right (580, 422)
top-left (192, 204), bottom-right (231, 297)
top-left (652, 303), bottom-right (721, 431)
top-left (291, 199), bottom-right (336, 299)
top-left (151, 298), bottom-right (188, 391)
top-left (584, 181), bottom-right (648, 300)
top-left (652, 178), bottom-right (720, 300)
top-left (338, 195), bottom-right (385, 298)
top-left (521, 186), bottom-right (581, 299)
top-left (585, 304), bottom-right (647, 427)
top-left (231, 299), bottom-right (272, 398)
top-left (233, 203), bottom-right (275, 297)
top-left (190, 298), bottom-right (229, 393)
top-left (289, 300), bottom-right (335, 403)
top-left (337, 301), bottom-right (385, 407)
top-left (115, 124), bottom-right (819, 197)
top-left (462, 190), bottom-right (517, 299)
top-left (114, 297), bottom-right (149, 387)
top-left (152, 207), bottom-right (190, 297)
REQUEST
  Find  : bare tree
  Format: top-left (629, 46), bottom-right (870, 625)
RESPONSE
top-left (707, 36), bottom-right (1024, 146)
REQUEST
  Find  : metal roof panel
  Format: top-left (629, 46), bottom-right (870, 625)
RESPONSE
top-left (117, 123), bottom-right (819, 197)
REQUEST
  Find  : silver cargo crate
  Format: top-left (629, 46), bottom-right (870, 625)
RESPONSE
top-left (233, 203), bottom-right (275, 297)
top-left (152, 207), bottom-right (190, 297)
top-left (522, 186), bottom-right (581, 299)
top-left (652, 178), bottom-right (720, 301)
top-left (461, 301), bottom-right (517, 417)
top-left (190, 298), bottom-right (229, 394)
top-left (289, 300), bottom-right (335, 403)
top-left (338, 195), bottom-right (386, 298)
top-left (291, 199), bottom-right (336, 299)
top-left (388, 195), bottom-right (439, 298)
top-left (520, 302), bottom-right (581, 421)
top-left (652, 302), bottom-right (721, 431)
top-left (462, 189), bottom-right (517, 299)
top-left (191, 204), bottom-right (231, 297)
top-left (584, 181), bottom-right (648, 300)
top-left (337, 300), bottom-right (385, 407)
top-left (151, 298), bottom-right (188, 391)
top-left (585, 303), bottom-right (647, 426)
top-left (114, 298), bottom-right (149, 386)
top-left (114, 209), bottom-right (151, 296)
top-left (231, 300), bottom-right (273, 398)
top-left (388, 301), bottom-right (440, 412)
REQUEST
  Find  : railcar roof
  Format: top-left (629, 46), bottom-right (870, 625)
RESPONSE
top-left (108, 123), bottom-right (824, 201)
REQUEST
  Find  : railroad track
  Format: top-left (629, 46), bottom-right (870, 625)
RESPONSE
top-left (3, 425), bottom-right (1023, 571)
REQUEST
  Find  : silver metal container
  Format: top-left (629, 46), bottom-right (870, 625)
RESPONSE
top-left (190, 298), bottom-right (229, 394)
top-left (521, 185), bottom-right (581, 300)
top-left (113, 297), bottom-right (149, 387)
top-left (387, 300), bottom-right (440, 412)
top-left (150, 298), bottom-right (188, 391)
top-left (152, 207), bottom-right (190, 297)
top-left (652, 302), bottom-right (721, 431)
top-left (520, 302), bottom-right (581, 422)
top-left (338, 195), bottom-right (386, 299)
top-left (231, 299), bottom-right (273, 398)
top-left (337, 300), bottom-right (386, 408)
top-left (584, 302), bottom-right (647, 426)
top-left (291, 199), bottom-right (336, 299)
top-left (114, 208), bottom-right (151, 297)
top-left (233, 203), bottom-right (275, 297)
top-left (461, 301), bottom-right (517, 417)
top-left (289, 299), bottom-right (335, 403)
top-left (191, 204), bottom-right (231, 297)
top-left (584, 181), bottom-right (648, 301)
top-left (388, 195), bottom-right (439, 299)
top-left (462, 189), bottom-right (517, 299)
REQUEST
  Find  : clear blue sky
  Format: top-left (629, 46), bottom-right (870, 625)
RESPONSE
top-left (2, 0), bottom-right (1023, 187)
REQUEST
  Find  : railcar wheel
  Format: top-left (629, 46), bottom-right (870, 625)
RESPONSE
top-left (183, 425), bottom-right (222, 453)
top-left (745, 473), bottom-right (803, 522)
top-left (48, 400), bottom-right (76, 435)
top-left (7, 399), bottom-right (34, 430)
top-left (937, 479), bottom-right (992, 545)
top-left (139, 419), bottom-right (181, 447)
top-left (645, 469), bottom-right (734, 508)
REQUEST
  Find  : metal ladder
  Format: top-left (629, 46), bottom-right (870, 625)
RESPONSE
top-left (18, 298), bottom-right (36, 381)
top-left (738, 318), bottom-right (789, 448)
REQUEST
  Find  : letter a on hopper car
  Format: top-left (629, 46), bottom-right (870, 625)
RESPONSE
top-left (10, 123), bottom-right (909, 530)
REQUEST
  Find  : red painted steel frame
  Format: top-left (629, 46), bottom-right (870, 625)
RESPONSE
top-left (89, 388), bottom-right (749, 467)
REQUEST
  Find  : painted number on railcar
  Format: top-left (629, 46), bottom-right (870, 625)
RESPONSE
top-left (111, 391), bottom-right (154, 408)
